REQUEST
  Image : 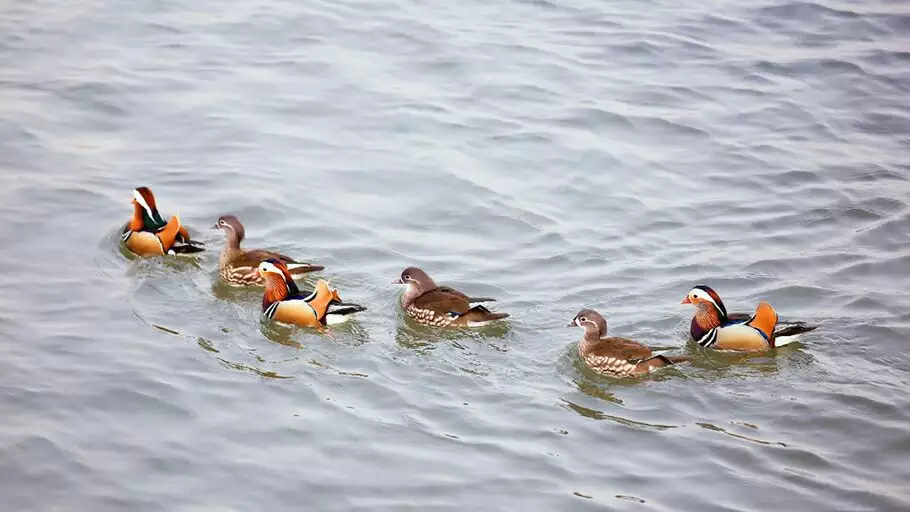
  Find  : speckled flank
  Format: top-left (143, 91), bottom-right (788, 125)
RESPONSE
top-left (581, 352), bottom-right (640, 377)
top-left (406, 305), bottom-right (456, 327)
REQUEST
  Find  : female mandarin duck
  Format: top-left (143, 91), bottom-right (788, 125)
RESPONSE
top-left (393, 267), bottom-right (509, 327)
top-left (682, 285), bottom-right (817, 351)
top-left (215, 215), bottom-right (324, 286)
top-left (569, 309), bottom-right (688, 377)
top-left (258, 258), bottom-right (365, 327)
top-left (121, 187), bottom-right (204, 256)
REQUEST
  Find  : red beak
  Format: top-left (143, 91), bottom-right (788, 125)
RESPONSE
top-left (681, 297), bottom-right (691, 304)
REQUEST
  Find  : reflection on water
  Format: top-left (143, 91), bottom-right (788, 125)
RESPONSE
top-left (615, 495), bottom-right (647, 504)
top-left (573, 378), bottom-right (624, 405)
top-left (196, 337), bottom-right (219, 353)
top-left (561, 400), bottom-right (678, 431)
top-left (216, 358), bottom-right (293, 380)
top-left (394, 317), bottom-right (511, 350)
top-left (3, 0), bottom-right (908, 508)
top-left (696, 422), bottom-right (788, 448)
top-left (259, 320), bottom-right (306, 349)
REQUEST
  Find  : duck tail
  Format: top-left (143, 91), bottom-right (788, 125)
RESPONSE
top-left (645, 353), bottom-right (689, 370)
top-left (775, 323), bottom-right (818, 338)
top-left (772, 323), bottom-right (817, 347)
top-left (324, 301), bottom-right (366, 325)
top-left (287, 263), bottom-right (325, 275)
top-left (461, 305), bottom-right (509, 327)
top-left (747, 302), bottom-right (778, 341)
top-left (326, 302), bottom-right (367, 315)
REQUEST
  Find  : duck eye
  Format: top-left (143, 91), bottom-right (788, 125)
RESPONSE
top-left (404, 275), bottom-right (410, 280)
top-left (579, 317), bottom-right (586, 322)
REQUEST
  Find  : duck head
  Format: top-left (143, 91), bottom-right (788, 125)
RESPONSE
top-left (214, 214), bottom-right (246, 248)
top-left (131, 186), bottom-right (167, 230)
top-left (567, 309), bottom-right (607, 339)
top-left (682, 285), bottom-right (727, 320)
top-left (258, 258), bottom-right (300, 296)
top-left (393, 267), bottom-right (437, 303)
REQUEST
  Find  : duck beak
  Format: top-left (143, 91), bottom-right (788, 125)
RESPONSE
top-left (566, 319), bottom-right (578, 327)
top-left (681, 297), bottom-right (692, 304)
top-left (211, 223), bottom-right (220, 230)
top-left (392, 278), bottom-right (403, 285)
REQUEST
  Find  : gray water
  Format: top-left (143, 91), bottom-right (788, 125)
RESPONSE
top-left (1, 0), bottom-right (909, 510)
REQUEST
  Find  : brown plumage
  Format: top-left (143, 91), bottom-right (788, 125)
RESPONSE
top-left (122, 186), bottom-right (204, 256)
top-left (394, 267), bottom-right (508, 327)
top-left (215, 215), bottom-right (324, 286)
top-left (570, 309), bottom-right (688, 377)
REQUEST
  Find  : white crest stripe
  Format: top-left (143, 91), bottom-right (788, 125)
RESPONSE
top-left (133, 190), bottom-right (153, 216)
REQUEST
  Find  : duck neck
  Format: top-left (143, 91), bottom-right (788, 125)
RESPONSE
top-left (402, 282), bottom-right (430, 306)
top-left (694, 304), bottom-right (722, 331)
top-left (578, 330), bottom-right (604, 356)
top-left (225, 230), bottom-right (242, 251)
top-left (262, 275), bottom-right (289, 310)
top-left (129, 203), bottom-right (145, 231)
top-left (219, 232), bottom-right (243, 268)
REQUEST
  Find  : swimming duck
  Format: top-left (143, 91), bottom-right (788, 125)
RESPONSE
top-left (121, 187), bottom-right (204, 256)
top-left (569, 309), bottom-right (688, 377)
top-left (259, 258), bottom-right (365, 327)
top-left (393, 267), bottom-right (509, 327)
top-left (215, 215), bottom-right (324, 286)
top-left (682, 285), bottom-right (817, 351)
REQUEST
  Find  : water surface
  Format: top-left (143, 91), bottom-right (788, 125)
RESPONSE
top-left (1, 0), bottom-right (909, 510)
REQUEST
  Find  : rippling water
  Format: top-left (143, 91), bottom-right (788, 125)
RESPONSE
top-left (2, 0), bottom-right (909, 510)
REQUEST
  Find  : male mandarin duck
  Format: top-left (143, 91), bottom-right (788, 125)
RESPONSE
top-left (121, 187), bottom-right (204, 256)
top-left (682, 285), bottom-right (817, 351)
top-left (215, 215), bottom-right (324, 286)
top-left (569, 309), bottom-right (688, 377)
top-left (258, 258), bottom-right (365, 327)
top-left (393, 267), bottom-right (509, 327)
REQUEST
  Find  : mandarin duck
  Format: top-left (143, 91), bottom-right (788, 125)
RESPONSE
top-left (393, 267), bottom-right (509, 327)
top-left (121, 186), bottom-right (204, 256)
top-left (215, 215), bottom-right (324, 286)
top-left (569, 309), bottom-right (688, 377)
top-left (682, 285), bottom-right (817, 351)
top-left (259, 259), bottom-right (365, 327)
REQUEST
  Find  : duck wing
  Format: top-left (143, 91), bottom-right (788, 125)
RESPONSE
top-left (412, 288), bottom-right (474, 317)
top-left (437, 286), bottom-right (496, 303)
top-left (588, 337), bottom-right (654, 362)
